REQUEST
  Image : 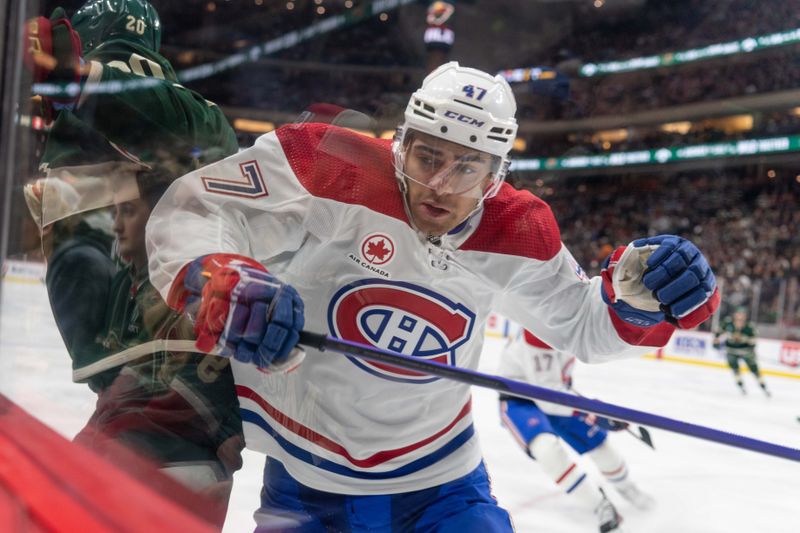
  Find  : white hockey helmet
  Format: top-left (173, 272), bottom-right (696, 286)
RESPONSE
top-left (394, 61), bottom-right (518, 199)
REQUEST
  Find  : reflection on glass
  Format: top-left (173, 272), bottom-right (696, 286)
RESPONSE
top-left (1, 1), bottom-right (798, 532)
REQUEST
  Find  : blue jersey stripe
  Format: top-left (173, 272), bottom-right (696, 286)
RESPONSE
top-left (566, 473), bottom-right (587, 493)
top-left (241, 408), bottom-right (474, 480)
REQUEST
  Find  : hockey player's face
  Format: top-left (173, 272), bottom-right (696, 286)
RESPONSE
top-left (112, 196), bottom-right (152, 269)
top-left (403, 133), bottom-right (494, 235)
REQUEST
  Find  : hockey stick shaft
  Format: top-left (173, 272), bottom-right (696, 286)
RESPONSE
top-left (298, 331), bottom-right (800, 463)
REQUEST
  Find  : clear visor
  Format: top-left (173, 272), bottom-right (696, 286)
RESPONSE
top-left (397, 129), bottom-right (502, 199)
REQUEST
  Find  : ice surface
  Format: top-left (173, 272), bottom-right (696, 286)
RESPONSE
top-left (2, 280), bottom-right (798, 533)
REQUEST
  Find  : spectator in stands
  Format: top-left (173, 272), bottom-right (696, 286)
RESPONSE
top-left (517, 168), bottom-right (800, 330)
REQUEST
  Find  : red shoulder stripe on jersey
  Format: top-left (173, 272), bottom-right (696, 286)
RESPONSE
top-left (237, 385), bottom-right (471, 468)
top-left (607, 307), bottom-right (676, 346)
top-left (276, 123), bottom-right (408, 223)
top-left (460, 184), bottom-right (561, 260)
top-left (523, 329), bottom-right (553, 349)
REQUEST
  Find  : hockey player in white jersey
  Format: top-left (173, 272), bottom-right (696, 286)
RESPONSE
top-left (499, 328), bottom-right (655, 532)
top-left (146, 62), bottom-right (719, 531)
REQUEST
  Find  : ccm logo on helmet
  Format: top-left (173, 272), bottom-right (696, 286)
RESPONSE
top-left (444, 110), bottom-right (485, 128)
top-left (327, 279), bottom-right (476, 383)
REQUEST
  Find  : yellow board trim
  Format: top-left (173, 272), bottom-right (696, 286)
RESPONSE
top-left (641, 353), bottom-right (800, 380)
top-left (1, 276), bottom-right (43, 285)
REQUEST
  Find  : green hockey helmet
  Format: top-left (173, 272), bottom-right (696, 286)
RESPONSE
top-left (71, 0), bottom-right (162, 54)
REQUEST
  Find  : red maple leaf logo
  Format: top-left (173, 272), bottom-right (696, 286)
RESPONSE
top-left (366, 239), bottom-right (391, 262)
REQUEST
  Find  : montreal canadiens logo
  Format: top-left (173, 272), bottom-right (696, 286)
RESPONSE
top-left (328, 279), bottom-right (476, 383)
top-left (360, 233), bottom-right (395, 266)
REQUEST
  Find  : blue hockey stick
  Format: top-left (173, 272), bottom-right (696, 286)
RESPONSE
top-left (298, 331), bottom-right (800, 463)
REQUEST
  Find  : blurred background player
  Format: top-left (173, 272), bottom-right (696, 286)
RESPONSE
top-left (714, 307), bottom-right (770, 396)
top-left (27, 0), bottom-right (238, 172)
top-left (499, 329), bottom-right (655, 533)
top-left (72, 166), bottom-right (243, 525)
top-left (23, 176), bottom-right (117, 361)
top-left (22, 0), bottom-right (238, 369)
top-left (21, 0), bottom-right (242, 523)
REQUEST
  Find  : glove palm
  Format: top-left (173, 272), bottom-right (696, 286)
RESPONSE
top-left (602, 235), bottom-right (719, 329)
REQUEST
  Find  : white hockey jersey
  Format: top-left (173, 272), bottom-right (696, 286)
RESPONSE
top-left (146, 124), bottom-right (675, 494)
top-left (497, 329), bottom-right (578, 417)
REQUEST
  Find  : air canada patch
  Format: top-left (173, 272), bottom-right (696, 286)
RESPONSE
top-left (347, 233), bottom-right (396, 278)
top-left (361, 233), bottom-right (395, 266)
top-left (327, 279), bottom-right (476, 383)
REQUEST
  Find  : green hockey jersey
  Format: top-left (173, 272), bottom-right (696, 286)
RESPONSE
top-left (715, 317), bottom-right (757, 358)
top-left (74, 265), bottom-right (243, 469)
top-left (40, 39), bottom-right (237, 174)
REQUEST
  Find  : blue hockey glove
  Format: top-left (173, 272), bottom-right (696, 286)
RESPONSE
top-left (578, 412), bottom-right (629, 432)
top-left (602, 235), bottom-right (719, 329)
top-left (168, 253), bottom-right (305, 372)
